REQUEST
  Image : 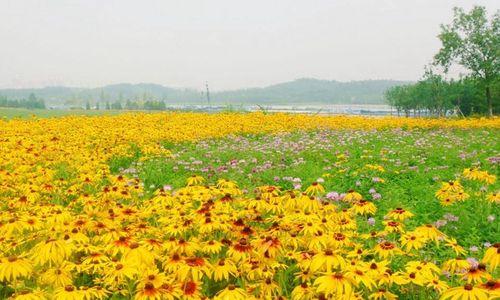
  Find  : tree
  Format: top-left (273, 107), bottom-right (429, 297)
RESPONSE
top-left (85, 101), bottom-right (91, 110)
top-left (434, 6), bottom-right (499, 116)
top-left (111, 101), bottom-right (122, 110)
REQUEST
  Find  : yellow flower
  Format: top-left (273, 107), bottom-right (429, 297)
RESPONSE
top-left (368, 289), bottom-right (398, 300)
top-left (40, 263), bottom-right (74, 288)
top-left (211, 259), bottom-right (238, 281)
top-left (482, 243), bottom-right (500, 270)
top-left (374, 241), bottom-right (403, 258)
top-left (427, 277), bottom-right (449, 293)
top-left (442, 258), bottom-right (470, 275)
top-left (400, 232), bottom-right (428, 251)
top-left (31, 238), bottom-right (74, 266)
top-left (445, 238), bottom-right (466, 256)
top-left (343, 190), bottom-right (363, 202)
top-left (53, 285), bottom-right (84, 300)
top-left (186, 175), bottom-right (205, 186)
top-left (0, 256), bottom-right (32, 282)
top-left (383, 220), bottom-right (404, 233)
top-left (314, 272), bottom-right (356, 298)
top-left (9, 289), bottom-right (47, 300)
top-left (305, 182), bottom-right (325, 196)
top-left (214, 285), bottom-right (248, 300)
top-left (310, 249), bottom-right (345, 272)
top-left (440, 284), bottom-right (489, 300)
top-left (291, 283), bottom-right (315, 300)
top-left (351, 200), bottom-right (377, 215)
top-left (134, 282), bottom-right (164, 300)
top-left (385, 207), bottom-right (414, 221)
top-left (462, 265), bottom-right (491, 284)
top-left (486, 192), bottom-right (499, 204)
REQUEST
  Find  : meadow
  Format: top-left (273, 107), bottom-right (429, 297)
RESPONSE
top-left (0, 112), bottom-right (498, 299)
top-left (0, 108), bottom-right (123, 120)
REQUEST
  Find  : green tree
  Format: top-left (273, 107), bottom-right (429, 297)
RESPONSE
top-left (434, 6), bottom-right (499, 116)
top-left (111, 101), bottom-right (122, 110)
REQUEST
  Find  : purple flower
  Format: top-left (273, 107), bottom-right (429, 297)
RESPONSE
top-left (372, 193), bottom-right (381, 200)
top-left (355, 181), bottom-right (361, 187)
top-left (369, 188), bottom-right (376, 194)
top-left (326, 192), bottom-right (340, 201)
top-left (273, 176), bottom-right (280, 182)
top-left (469, 246), bottom-right (479, 253)
top-left (443, 213), bottom-right (459, 222)
top-left (467, 257), bottom-right (479, 268)
top-left (293, 184), bottom-right (302, 190)
top-left (367, 217), bottom-right (376, 226)
top-left (487, 156), bottom-right (500, 164)
top-left (434, 220), bottom-right (447, 228)
top-left (163, 185), bottom-right (172, 191)
top-left (484, 242), bottom-right (492, 248)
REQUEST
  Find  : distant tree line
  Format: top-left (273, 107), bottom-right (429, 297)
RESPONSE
top-left (385, 71), bottom-right (499, 116)
top-left (87, 100), bottom-right (169, 111)
top-left (0, 93), bottom-right (46, 109)
top-left (386, 6), bottom-right (499, 116)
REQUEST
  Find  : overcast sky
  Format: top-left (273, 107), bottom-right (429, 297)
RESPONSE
top-left (0, 0), bottom-right (498, 90)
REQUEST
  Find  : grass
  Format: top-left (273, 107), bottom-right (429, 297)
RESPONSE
top-left (0, 107), bottom-right (124, 119)
top-left (111, 128), bottom-right (500, 247)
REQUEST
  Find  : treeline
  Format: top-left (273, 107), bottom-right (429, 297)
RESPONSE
top-left (0, 93), bottom-right (46, 109)
top-left (386, 6), bottom-right (499, 117)
top-left (88, 100), bottom-right (168, 111)
top-left (385, 73), bottom-right (499, 116)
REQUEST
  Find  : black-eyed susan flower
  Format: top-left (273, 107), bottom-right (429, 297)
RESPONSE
top-left (440, 284), bottom-right (489, 300)
top-left (310, 249), bottom-right (345, 272)
top-left (442, 258), bottom-right (470, 274)
top-left (305, 182), bottom-right (325, 196)
top-left (39, 263), bottom-right (73, 288)
top-left (400, 232), bottom-right (428, 252)
top-left (462, 264), bottom-right (491, 284)
top-left (343, 190), bottom-right (363, 202)
top-left (53, 285), bottom-right (84, 300)
top-left (0, 256), bottom-right (33, 282)
top-left (291, 282), bottom-right (315, 300)
top-left (214, 284), bottom-right (248, 300)
top-left (314, 272), bottom-right (355, 298)
top-left (374, 241), bottom-right (403, 258)
top-left (368, 288), bottom-right (398, 300)
top-left (481, 243), bottom-right (500, 270)
top-left (386, 207), bottom-right (414, 221)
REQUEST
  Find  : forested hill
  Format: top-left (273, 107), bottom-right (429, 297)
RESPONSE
top-left (0, 78), bottom-right (409, 106)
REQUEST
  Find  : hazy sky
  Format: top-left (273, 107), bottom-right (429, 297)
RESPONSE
top-left (1, 0), bottom-right (498, 90)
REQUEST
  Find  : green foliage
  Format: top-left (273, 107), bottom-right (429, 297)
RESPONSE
top-left (385, 68), bottom-right (495, 117)
top-left (126, 129), bottom-right (499, 245)
top-left (434, 6), bottom-right (500, 115)
top-left (0, 93), bottom-right (46, 109)
top-left (386, 6), bottom-right (499, 117)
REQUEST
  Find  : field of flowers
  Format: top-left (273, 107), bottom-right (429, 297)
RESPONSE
top-left (0, 112), bottom-right (498, 300)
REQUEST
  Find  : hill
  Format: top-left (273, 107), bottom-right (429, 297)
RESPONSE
top-left (0, 78), bottom-right (409, 106)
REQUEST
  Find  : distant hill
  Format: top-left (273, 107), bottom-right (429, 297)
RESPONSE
top-left (0, 78), bottom-right (409, 106)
